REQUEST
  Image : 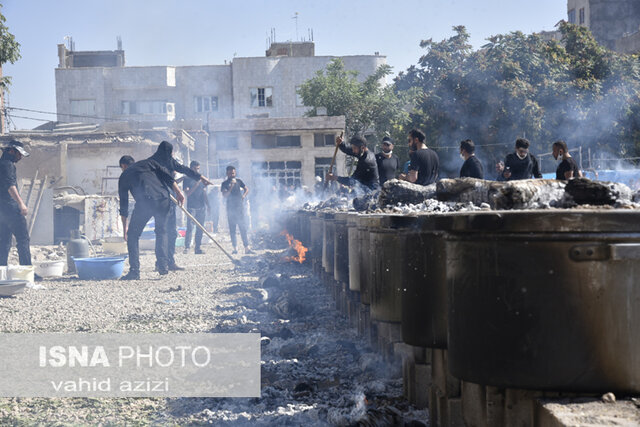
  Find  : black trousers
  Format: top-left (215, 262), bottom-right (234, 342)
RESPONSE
top-left (185, 207), bottom-right (206, 250)
top-left (127, 198), bottom-right (170, 273)
top-left (0, 205), bottom-right (31, 266)
top-left (227, 209), bottom-right (249, 249)
top-left (167, 204), bottom-right (177, 266)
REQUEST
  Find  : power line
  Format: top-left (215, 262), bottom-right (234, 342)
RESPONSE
top-left (5, 106), bottom-right (120, 122)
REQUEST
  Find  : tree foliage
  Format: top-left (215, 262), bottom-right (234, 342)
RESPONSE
top-left (395, 22), bottom-right (640, 176)
top-left (0, 4), bottom-right (20, 91)
top-left (298, 58), bottom-right (417, 146)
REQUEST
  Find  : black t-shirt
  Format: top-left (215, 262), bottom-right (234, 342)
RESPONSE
top-left (503, 152), bottom-right (542, 180)
top-left (409, 148), bottom-right (439, 185)
top-left (0, 154), bottom-right (17, 208)
top-left (460, 155), bottom-right (484, 179)
top-left (375, 152), bottom-right (399, 185)
top-left (183, 176), bottom-right (206, 209)
top-left (221, 178), bottom-right (246, 212)
top-left (556, 157), bottom-right (580, 180)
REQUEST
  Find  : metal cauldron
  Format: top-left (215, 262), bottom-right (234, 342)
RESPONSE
top-left (351, 215), bottom-right (384, 305)
top-left (370, 228), bottom-right (408, 322)
top-left (322, 212), bottom-right (336, 275)
top-left (309, 213), bottom-right (324, 269)
top-left (446, 210), bottom-right (640, 392)
top-left (401, 214), bottom-right (455, 348)
top-left (334, 213), bottom-right (351, 284)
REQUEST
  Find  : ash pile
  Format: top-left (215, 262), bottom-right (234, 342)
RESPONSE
top-left (350, 177), bottom-right (640, 213)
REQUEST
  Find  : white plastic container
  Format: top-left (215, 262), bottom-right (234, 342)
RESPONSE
top-left (7, 265), bottom-right (35, 284)
top-left (34, 260), bottom-right (65, 277)
top-left (0, 280), bottom-right (27, 296)
top-left (0, 266), bottom-right (6, 281)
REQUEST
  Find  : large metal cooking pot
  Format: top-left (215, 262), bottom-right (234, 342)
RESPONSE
top-left (446, 210), bottom-right (640, 392)
top-left (353, 215), bottom-right (384, 305)
top-left (322, 212), bottom-right (336, 275)
top-left (297, 210), bottom-right (313, 248)
top-left (309, 214), bottom-right (324, 268)
top-left (334, 213), bottom-right (351, 284)
top-left (401, 214), bottom-right (454, 348)
top-left (370, 228), bottom-right (408, 322)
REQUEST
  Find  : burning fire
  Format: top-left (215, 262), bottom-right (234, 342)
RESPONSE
top-left (281, 230), bottom-right (308, 263)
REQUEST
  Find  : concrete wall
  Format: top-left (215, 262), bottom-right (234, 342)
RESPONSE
top-left (615, 30), bottom-right (640, 53)
top-left (175, 65), bottom-right (233, 121)
top-left (231, 55), bottom-right (386, 119)
top-left (589, 0), bottom-right (640, 50)
top-left (55, 68), bottom-right (107, 124)
top-left (567, 0), bottom-right (590, 26)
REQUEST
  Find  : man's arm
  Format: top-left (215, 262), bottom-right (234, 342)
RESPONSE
top-left (118, 175), bottom-right (130, 240)
top-left (8, 186), bottom-right (28, 216)
top-left (532, 156), bottom-right (542, 179)
top-left (172, 182), bottom-right (185, 205)
top-left (241, 182), bottom-right (249, 199)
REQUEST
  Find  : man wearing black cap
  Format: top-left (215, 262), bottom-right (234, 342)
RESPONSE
top-left (325, 135), bottom-right (380, 192)
top-left (0, 140), bottom-right (32, 266)
top-left (375, 136), bottom-right (400, 186)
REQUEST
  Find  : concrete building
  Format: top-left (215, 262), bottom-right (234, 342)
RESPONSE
top-left (55, 40), bottom-right (382, 188)
top-left (567, 0), bottom-right (640, 53)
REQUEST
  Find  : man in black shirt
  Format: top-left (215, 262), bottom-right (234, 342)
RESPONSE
top-left (497, 138), bottom-right (542, 181)
top-left (149, 141), bottom-right (212, 270)
top-left (459, 139), bottom-right (484, 179)
top-left (400, 129), bottom-right (439, 185)
top-left (375, 136), bottom-right (400, 186)
top-left (0, 140), bottom-right (32, 267)
top-left (183, 161), bottom-right (209, 254)
top-left (325, 135), bottom-right (379, 192)
top-left (221, 165), bottom-right (253, 254)
top-left (118, 157), bottom-right (185, 280)
top-left (552, 140), bottom-right (582, 180)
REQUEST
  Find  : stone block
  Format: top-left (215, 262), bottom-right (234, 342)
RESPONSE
top-left (461, 381), bottom-right (487, 427)
top-left (448, 398), bottom-right (465, 427)
top-left (414, 362), bottom-right (432, 410)
top-left (504, 388), bottom-right (542, 427)
top-left (432, 349), bottom-right (461, 398)
top-left (485, 386), bottom-right (505, 427)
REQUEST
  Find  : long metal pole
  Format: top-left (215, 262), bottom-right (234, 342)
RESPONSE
top-left (169, 195), bottom-right (238, 264)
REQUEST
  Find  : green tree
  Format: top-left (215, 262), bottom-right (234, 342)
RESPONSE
top-left (396, 23), bottom-right (640, 177)
top-left (0, 4), bottom-right (20, 91)
top-left (298, 58), bottom-right (417, 147)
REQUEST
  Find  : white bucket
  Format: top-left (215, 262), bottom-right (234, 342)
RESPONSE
top-left (34, 260), bottom-right (65, 277)
top-left (7, 265), bottom-right (35, 284)
top-left (0, 266), bottom-right (6, 281)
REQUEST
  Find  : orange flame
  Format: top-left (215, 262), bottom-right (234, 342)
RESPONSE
top-left (281, 230), bottom-right (308, 263)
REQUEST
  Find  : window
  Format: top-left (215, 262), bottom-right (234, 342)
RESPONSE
top-left (315, 157), bottom-right (332, 179)
top-left (250, 87), bottom-right (273, 107)
top-left (568, 8), bottom-right (576, 24)
top-left (252, 160), bottom-right (302, 188)
top-left (70, 100), bottom-right (96, 117)
top-left (295, 86), bottom-right (304, 106)
top-left (579, 8), bottom-right (585, 25)
top-left (195, 96), bottom-right (219, 113)
top-left (276, 135), bottom-right (301, 147)
top-left (252, 134), bottom-right (301, 149)
top-left (217, 134), bottom-right (239, 150)
top-left (211, 158), bottom-right (238, 179)
top-left (314, 133), bottom-right (335, 147)
top-left (121, 101), bottom-right (167, 115)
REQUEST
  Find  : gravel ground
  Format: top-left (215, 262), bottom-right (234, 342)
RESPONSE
top-left (0, 232), bottom-right (428, 426)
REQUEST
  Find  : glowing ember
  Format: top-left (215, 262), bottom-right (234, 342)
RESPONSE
top-left (281, 230), bottom-right (308, 263)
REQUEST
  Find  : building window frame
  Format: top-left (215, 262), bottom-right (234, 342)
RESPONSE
top-left (250, 87), bottom-right (273, 108)
top-left (194, 95), bottom-right (219, 113)
top-left (568, 8), bottom-right (576, 24)
top-left (579, 7), bottom-right (585, 25)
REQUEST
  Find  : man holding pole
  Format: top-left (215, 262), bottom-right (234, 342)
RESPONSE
top-left (325, 135), bottom-right (379, 192)
top-left (118, 157), bottom-right (185, 280)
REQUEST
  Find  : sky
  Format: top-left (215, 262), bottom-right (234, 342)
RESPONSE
top-left (3, 0), bottom-right (566, 130)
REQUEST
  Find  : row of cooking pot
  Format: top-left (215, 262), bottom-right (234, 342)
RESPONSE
top-left (287, 209), bottom-right (640, 394)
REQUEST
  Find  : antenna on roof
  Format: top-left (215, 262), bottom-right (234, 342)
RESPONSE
top-left (292, 12), bottom-right (299, 41)
top-left (117, 36), bottom-right (122, 51)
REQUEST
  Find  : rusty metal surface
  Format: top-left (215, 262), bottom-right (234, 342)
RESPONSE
top-left (333, 217), bottom-right (350, 284)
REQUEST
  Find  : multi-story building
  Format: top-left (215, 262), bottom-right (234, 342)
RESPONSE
top-left (55, 41), bottom-right (386, 188)
top-left (567, 0), bottom-right (640, 53)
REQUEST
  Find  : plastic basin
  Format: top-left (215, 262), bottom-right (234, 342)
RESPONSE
top-left (34, 260), bottom-right (65, 277)
top-left (7, 265), bottom-right (34, 283)
top-left (72, 256), bottom-right (127, 280)
top-left (0, 280), bottom-right (27, 296)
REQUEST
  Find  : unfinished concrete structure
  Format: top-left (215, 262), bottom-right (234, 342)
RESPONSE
top-left (568, 0), bottom-right (640, 53)
top-left (54, 40), bottom-right (375, 185)
top-left (0, 124), bottom-right (197, 245)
